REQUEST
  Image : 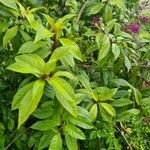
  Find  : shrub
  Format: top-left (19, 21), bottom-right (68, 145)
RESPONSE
top-left (0, 0), bottom-right (150, 149)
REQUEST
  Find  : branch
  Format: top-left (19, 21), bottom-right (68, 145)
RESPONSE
top-left (6, 126), bottom-right (31, 150)
top-left (76, 0), bottom-right (90, 23)
top-left (115, 125), bottom-right (133, 150)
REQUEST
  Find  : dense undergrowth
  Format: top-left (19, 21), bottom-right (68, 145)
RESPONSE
top-left (0, 0), bottom-right (150, 149)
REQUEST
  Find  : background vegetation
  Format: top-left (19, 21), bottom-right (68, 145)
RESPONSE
top-left (0, 0), bottom-right (150, 149)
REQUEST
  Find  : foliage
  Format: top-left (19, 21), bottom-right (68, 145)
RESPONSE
top-left (0, 0), bottom-right (150, 149)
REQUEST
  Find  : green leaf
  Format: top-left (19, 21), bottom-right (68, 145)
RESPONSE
top-left (95, 87), bottom-right (117, 101)
top-left (31, 119), bottom-right (60, 131)
top-left (105, 19), bottom-right (116, 33)
top-left (61, 53), bottom-right (75, 67)
top-left (43, 14), bottom-right (55, 29)
top-left (68, 116), bottom-right (94, 129)
top-left (19, 29), bottom-right (32, 41)
top-left (26, 12), bottom-right (40, 31)
top-left (112, 78), bottom-right (132, 88)
top-left (18, 79), bottom-right (45, 128)
top-left (100, 103), bottom-right (116, 116)
top-left (64, 124), bottom-right (86, 140)
top-left (0, 0), bottom-right (18, 11)
top-left (112, 43), bottom-right (120, 60)
top-left (54, 14), bottom-right (76, 38)
top-left (32, 102), bottom-right (54, 119)
top-left (47, 77), bottom-right (77, 116)
top-left (104, 5), bottom-right (112, 22)
top-left (87, 2), bottom-right (104, 16)
top-left (55, 14), bottom-right (76, 29)
top-left (49, 133), bottom-right (62, 150)
top-left (38, 133), bottom-right (54, 150)
top-left (99, 103), bottom-right (112, 121)
top-left (110, 0), bottom-right (126, 10)
top-left (0, 21), bottom-right (9, 32)
top-left (98, 36), bottom-right (110, 61)
top-left (124, 55), bottom-right (131, 72)
top-left (133, 88), bottom-right (142, 105)
top-left (112, 98), bottom-right (133, 107)
top-left (53, 71), bottom-right (76, 80)
top-left (90, 104), bottom-right (98, 120)
top-left (59, 38), bottom-right (83, 61)
top-left (78, 106), bottom-right (93, 121)
top-left (3, 26), bottom-right (18, 47)
top-left (34, 25), bottom-right (54, 43)
top-left (116, 109), bottom-right (140, 122)
top-left (11, 82), bottom-right (34, 110)
top-left (7, 54), bottom-right (45, 77)
top-left (95, 32), bottom-right (104, 48)
top-left (78, 71), bottom-right (91, 91)
top-left (142, 97), bottom-right (150, 105)
top-left (18, 41), bottom-right (47, 54)
top-left (65, 135), bottom-right (78, 150)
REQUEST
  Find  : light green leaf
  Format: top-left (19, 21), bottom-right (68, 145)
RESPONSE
top-left (18, 41), bottom-right (47, 54)
top-left (116, 109), bottom-right (140, 122)
top-left (98, 36), bottom-right (110, 61)
top-left (11, 82), bottom-right (34, 110)
top-left (34, 25), bottom-right (54, 43)
top-left (95, 32), bottom-right (104, 48)
top-left (55, 14), bottom-right (76, 38)
top-left (105, 19), bottom-right (116, 33)
top-left (61, 53), bottom-right (75, 67)
top-left (90, 104), bottom-right (98, 120)
top-left (78, 71), bottom-right (91, 91)
top-left (19, 29), bottom-right (32, 41)
top-left (68, 116), bottom-right (94, 129)
top-left (64, 124), bottom-right (86, 140)
top-left (112, 98), bottom-right (133, 107)
top-left (112, 78), bottom-right (132, 88)
top-left (18, 79), bottom-right (45, 128)
top-left (112, 43), bottom-right (120, 60)
top-left (99, 103), bottom-right (112, 122)
top-left (104, 5), bottom-right (112, 22)
top-left (32, 102), bottom-right (54, 119)
top-left (26, 12), bottom-right (40, 31)
top-left (0, 0), bottom-right (18, 11)
top-left (53, 71), bottom-right (76, 80)
top-left (43, 14), bottom-right (55, 29)
top-left (7, 54), bottom-right (45, 77)
top-left (47, 77), bottom-right (77, 116)
top-left (87, 3), bottom-right (104, 16)
top-left (38, 133), bottom-right (54, 150)
top-left (59, 38), bottom-right (83, 61)
top-left (3, 26), bottom-right (18, 47)
top-left (49, 133), bottom-right (62, 150)
top-left (100, 103), bottom-right (116, 116)
top-left (0, 21), bottom-right (9, 32)
top-left (124, 55), bottom-right (131, 72)
top-left (133, 88), bottom-right (142, 105)
top-left (95, 87), bottom-right (117, 101)
top-left (56, 14), bottom-right (76, 29)
top-left (110, 0), bottom-right (126, 10)
top-left (65, 135), bottom-right (78, 150)
top-left (31, 119), bottom-right (60, 131)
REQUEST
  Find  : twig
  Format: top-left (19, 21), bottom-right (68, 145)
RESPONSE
top-left (5, 126), bottom-right (31, 150)
top-left (76, 0), bottom-right (90, 23)
top-left (115, 125), bottom-right (133, 150)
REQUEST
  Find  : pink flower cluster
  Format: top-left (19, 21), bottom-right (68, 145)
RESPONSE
top-left (125, 16), bottom-right (149, 34)
top-left (127, 23), bottom-right (140, 34)
top-left (140, 16), bottom-right (149, 24)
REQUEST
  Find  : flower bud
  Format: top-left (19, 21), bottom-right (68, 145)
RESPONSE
top-left (140, 16), bottom-right (149, 24)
